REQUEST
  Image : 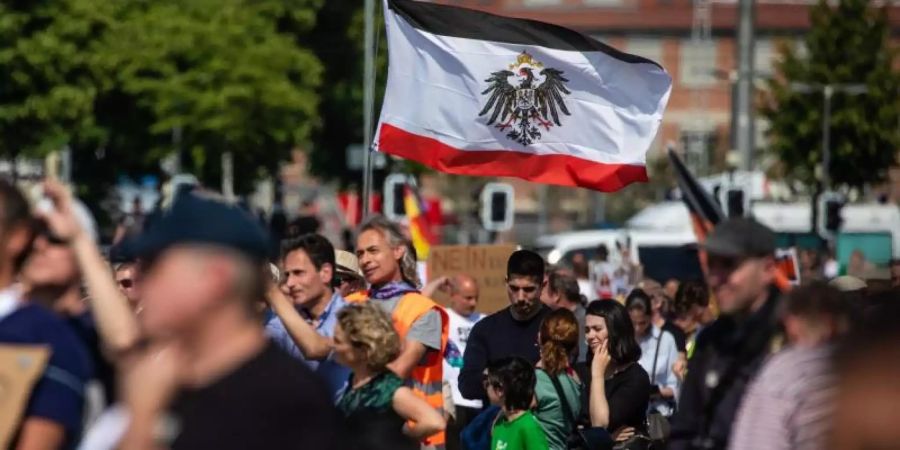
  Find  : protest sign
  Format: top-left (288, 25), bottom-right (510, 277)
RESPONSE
top-left (428, 245), bottom-right (517, 313)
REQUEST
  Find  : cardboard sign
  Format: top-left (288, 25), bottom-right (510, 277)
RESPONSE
top-left (0, 345), bottom-right (50, 449)
top-left (428, 245), bottom-right (517, 314)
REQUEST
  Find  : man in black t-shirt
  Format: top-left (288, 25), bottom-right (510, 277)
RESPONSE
top-left (109, 192), bottom-right (342, 449)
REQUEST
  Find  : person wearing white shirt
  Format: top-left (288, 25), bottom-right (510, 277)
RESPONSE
top-left (626, 289), bottom-right (680, 417)
top-left (423, 274), bottom-right (484, 450)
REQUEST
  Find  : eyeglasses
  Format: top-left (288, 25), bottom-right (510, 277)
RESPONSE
top-left (118, 279), bottom-right (134, 289)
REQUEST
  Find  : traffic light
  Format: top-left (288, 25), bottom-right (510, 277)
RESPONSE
top-left (824, 200), bottom-right (842, 232)
top-left (480, 182), bottom-right (514, 231)
top-left (718, 186), bottom-right (748, 218)
top-left (817, 193), bottom-right (844, 238)
top-left (726, 189), bottom-right (745, 218)
top-left (383, 173), bottom-right (409, 221)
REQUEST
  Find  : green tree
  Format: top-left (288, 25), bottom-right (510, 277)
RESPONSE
top-left (305, 1), bottom-right (392, 186)
top-left (94, 0), bottom-right (323, 193)
top-left (762, 0), bottom-right (900, 191)
top-left (0, 1), bottom-right (115, 159)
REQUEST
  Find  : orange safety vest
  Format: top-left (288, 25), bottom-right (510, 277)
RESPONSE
top-left (370, 292), bottom-right (449, 447)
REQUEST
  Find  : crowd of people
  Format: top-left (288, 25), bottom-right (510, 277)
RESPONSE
top-left (1, 178), bottom-right (899, 450)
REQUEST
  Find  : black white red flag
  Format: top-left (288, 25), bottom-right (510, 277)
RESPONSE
top-left (374, 0), bottom-right (672, 192)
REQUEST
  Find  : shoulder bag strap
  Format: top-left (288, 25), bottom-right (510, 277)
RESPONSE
top-left (651, 328), bottom-right (663, 381)
top-left (542, 369), bottom-right (578, 428)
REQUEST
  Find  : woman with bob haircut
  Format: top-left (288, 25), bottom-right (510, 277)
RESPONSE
top-left (333, 302), bottom-right (445, 450)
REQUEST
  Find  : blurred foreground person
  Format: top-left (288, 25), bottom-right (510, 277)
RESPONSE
top-left (87, 191), bottom-right (340, 449)
top-left (729, 283), bottom-right (851, 450)
top-left (113, 262), bottom-right (141, 312)
top-left (334, 302), bottom-right (445, 450)
top-left (829, 289), bottom-right (900, 450)
top-left (669, 218), bottom-right (782, 450)
top-left (0, 180), bottom-right (91, 450)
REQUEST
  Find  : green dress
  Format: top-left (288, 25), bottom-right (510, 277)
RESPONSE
top-left (337, 372), bottom-right (417, 450)
top-left (491, 411), bottom-right (550, 450)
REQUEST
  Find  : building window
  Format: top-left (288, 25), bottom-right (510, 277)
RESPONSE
top-left (626, 38), bottom-right (663, 65)
top-left (680, 41), bottom-right (717, 88)
top-left (681, 129), bottom-right (717, 175)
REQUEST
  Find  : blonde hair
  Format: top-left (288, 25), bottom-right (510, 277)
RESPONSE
top-left (337, 302), bottom-right (401, 371)
top-left (358, 215), bottom-right (420, 287)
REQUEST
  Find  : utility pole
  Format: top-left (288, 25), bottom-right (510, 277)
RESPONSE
top-left (361, 0), bottom-right (376, 215)
top-left (735, 0), bottom-right (756, 171)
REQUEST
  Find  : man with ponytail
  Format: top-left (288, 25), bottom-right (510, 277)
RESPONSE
top-left (355, 215), bottom-right (449, 449)
top-left (534, 309), bottom-right (583, 450)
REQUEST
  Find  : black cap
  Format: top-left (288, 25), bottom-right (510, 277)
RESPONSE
top-left (126, 192), bottom-right (271, 261)
top-left (703, 217), bottom-right (776, 258)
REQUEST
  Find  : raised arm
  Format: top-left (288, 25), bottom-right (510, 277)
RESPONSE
top-left (266, 285), bottom-right (333, 360)
top-left (41, 181), bottom-right (140, 356)
top-left (589, 341), bottom-right (612, 428)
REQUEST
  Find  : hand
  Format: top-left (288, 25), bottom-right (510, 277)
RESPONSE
top-left (121, 344), bottom-right (185, 415)
top-left (265, 282), bottom-right (285, 306)
top-left (591, 339), bottom-right (612, 376)
top-left (422, 276), bottom-right (450, 298)
top-left (612, 426), bottom-right (635, 442)
top-left (673, 355), bottom-right (687, 382)
top-left (37, 180), bottom-right (84, 243)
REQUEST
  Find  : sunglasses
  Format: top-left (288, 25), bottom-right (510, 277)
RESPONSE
top-left (118, 279), bottom-right (134, 289)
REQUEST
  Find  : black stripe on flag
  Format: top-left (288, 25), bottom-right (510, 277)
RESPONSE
top-left (387, 0), bottom-right (661, 68)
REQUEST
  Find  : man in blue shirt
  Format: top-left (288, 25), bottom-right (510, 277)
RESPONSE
top-left (266, 233), bottom-right (350, 399)
top-left (0, 179), bottom-right (92, 450)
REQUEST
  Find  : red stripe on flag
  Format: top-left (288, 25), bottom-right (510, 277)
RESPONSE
top-left (379, 124), bottom-right (648, 192)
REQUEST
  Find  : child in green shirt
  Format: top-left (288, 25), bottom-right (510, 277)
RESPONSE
top-left (485, 357), bottom-right (550, 450)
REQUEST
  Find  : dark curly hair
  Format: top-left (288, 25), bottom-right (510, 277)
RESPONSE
top-left (485, 357), bottom-right (536, 411)
top-left (586, 300), bottom-right (642, 365)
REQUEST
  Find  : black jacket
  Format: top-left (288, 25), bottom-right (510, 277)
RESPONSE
top-left (668, 288), bottom-right (783, 450)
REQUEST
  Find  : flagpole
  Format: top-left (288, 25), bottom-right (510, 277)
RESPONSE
top-left (361, 0), bottom-right (376, 215)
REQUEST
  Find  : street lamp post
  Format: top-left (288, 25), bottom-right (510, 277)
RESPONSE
top-left (789, 82), bottom-right (868, 192)
top-left (790, 82), bottom-right (867, 239)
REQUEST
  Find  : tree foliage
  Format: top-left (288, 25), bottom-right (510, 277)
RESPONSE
top-left (762, 0), bottom-right (899, 191)
top-left (0, 0), bottom-right (324, 198)
top-left (306, 1), bottom-right (390, 186)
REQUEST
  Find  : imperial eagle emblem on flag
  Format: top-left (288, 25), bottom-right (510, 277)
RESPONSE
top-left (479, 51), bottom-right (571, 145)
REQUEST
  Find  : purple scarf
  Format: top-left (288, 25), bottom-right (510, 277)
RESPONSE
top-left (369, 281), bottom-right (418, 300)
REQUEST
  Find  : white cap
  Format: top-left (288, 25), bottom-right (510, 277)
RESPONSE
top-left (829, 275), bottom-right (867, 292)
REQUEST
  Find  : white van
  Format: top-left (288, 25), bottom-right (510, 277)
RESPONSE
top-left (535, 203), bottom-right (703, 283)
